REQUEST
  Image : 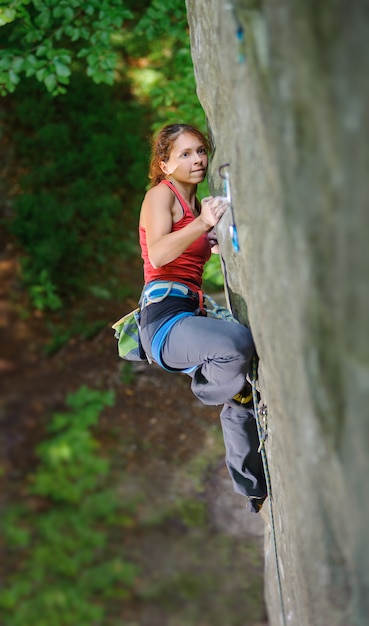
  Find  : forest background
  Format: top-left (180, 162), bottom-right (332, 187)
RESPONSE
top-left (0, 2), bottom-right (266, 625)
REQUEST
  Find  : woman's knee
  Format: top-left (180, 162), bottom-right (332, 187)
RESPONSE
top-left (226, 323), bottom-right (254, 358)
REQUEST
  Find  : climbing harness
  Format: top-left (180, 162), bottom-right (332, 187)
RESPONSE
top-left (251, 356), bottom-right (287, 626)
top-left (113, 281), bottom-right (240, 373)
top-left (141, 280), bottom-right (206, 317)
top-left (219, 163), bottom-right (240, 253)
top-left (150, 311), bottom-right (196, 373)
top-left (141, 280), bottom-right (201, 308)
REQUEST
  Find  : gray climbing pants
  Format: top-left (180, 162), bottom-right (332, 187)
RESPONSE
top-left (140, 312), bottom-right (267, 499)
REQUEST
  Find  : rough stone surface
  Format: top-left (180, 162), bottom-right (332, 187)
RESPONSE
top-left (186, 1), bottom-right (369, 625)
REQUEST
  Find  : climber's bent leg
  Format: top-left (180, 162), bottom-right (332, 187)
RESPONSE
top-left (161, 314), bottom-right (255, 405)
top-left (141, 313), bottom-right (266, 501)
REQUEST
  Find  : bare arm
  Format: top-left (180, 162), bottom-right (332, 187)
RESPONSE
top-left (140, 185), bottom-right (227, 268)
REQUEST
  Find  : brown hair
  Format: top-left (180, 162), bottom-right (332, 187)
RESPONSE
top-left (148, 123), bottom-right (210, 187)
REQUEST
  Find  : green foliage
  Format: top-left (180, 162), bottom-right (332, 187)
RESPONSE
top-left (28, 268), bottom-right (62, 310)
top-left (1, 0), bottom-right (204, 128)
top-left (175, 497), bottom-right (207, 527)
top-left (132, 0), bottom-right (206, 131)
top-left (0, 0), bottom-right (133, 95)
top-left (44, 317), bottom-right (106, 356)
top-left (32, 386), bottom-right (114, 502)
top-left (2, 0), bottom-right (221, 311)
top-left (120, 361), bottom-right (137, 385)
top-left (203, 254), bottom-right (225, 292)
top-left (6, 75), bottom-right (149, 303)
top-left (0, 387), bottom-right (140, 626)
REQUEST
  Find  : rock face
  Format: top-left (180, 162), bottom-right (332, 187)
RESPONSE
top-left (186, 1), bottom-right (369, 625)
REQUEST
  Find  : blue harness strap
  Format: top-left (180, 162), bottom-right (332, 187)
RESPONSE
top-left (151, 311), bottom-right (197, 373)
top-left (142, 280), bottom-right (197, 307)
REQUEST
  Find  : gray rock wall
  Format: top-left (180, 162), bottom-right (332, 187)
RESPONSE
top-left (186, 1), bottom-right (369, 625)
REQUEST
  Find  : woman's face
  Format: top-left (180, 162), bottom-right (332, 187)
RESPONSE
top-left (160, 132), bottom-right (208, 184)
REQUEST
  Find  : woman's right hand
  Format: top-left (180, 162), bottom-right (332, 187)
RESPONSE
top-left (200, 196), bottom-right (229, 229)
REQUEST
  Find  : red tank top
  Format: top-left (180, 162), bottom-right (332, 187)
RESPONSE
top-left (139, 180), bottom-right (211, 291)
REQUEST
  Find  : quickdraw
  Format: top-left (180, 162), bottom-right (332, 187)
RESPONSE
top-left (219, 162), bottom-right (240, 253)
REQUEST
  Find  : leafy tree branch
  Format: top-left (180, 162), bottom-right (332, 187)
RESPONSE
top-left (0, 0), bottom-right (133, 95)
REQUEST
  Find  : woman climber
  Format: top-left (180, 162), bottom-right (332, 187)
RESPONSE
top-left (138, 123), bottom-right (267, 512)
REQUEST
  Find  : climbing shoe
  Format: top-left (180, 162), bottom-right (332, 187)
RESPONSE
top-left (232, 381), bottom-right (253, 407)
top-left (246, 496), bottom-right (267, 514)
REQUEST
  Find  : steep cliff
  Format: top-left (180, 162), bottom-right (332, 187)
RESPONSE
top-left (186, 1), bottom-right (369, 625)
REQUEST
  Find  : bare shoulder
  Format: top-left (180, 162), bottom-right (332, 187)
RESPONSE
top-left (144, 184), bottom-right (174, 205)
top-left (140, 184), bottom-right (175, 227)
